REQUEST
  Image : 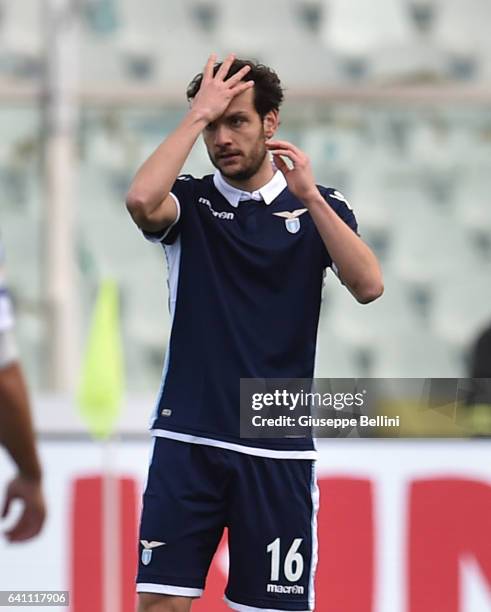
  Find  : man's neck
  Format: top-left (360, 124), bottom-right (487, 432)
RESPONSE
top-left (221, 159), bottom-right (275, 193)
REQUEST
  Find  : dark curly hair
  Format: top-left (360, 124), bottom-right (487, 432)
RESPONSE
top-left (186, 58), bottom-right (284, 119)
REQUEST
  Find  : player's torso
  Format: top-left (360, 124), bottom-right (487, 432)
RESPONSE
top-left (154, 177), bottom-right (325, 450)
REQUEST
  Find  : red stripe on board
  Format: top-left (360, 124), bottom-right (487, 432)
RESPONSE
top-left (70, 477), bottom-right (103, 612)
top-left (317, 477), bottom-right (374, 612)
top-left (70, 476), bottom-right (138, 612)
top-left (409, 478), bottom-right (491, 612)
top-left (120, 478), bottom-right (139, 612)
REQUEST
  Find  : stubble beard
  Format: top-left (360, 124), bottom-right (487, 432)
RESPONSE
top-left (210, 141), bottom-right (268, 182)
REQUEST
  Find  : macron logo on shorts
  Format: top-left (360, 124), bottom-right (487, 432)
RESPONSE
top-left (140, 540), bottom-right (166, 566)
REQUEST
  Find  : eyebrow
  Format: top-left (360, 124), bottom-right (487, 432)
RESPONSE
top-left (223, 111), bottom-right (249, 120)
top-left (206, 111), bottom-right (250, 129)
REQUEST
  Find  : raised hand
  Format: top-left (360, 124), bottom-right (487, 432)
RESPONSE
top-left (190, 53), bottom-right (254, 124)
top-left (266, 140), bottom-right (319, 203)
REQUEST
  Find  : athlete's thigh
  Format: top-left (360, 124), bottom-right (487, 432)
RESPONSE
top-left (137, 437), bottom-right (228, 599)
top-left (226, 455), bottom-right (319, 611)
top-left (138, 592), bottom-right (193, 612)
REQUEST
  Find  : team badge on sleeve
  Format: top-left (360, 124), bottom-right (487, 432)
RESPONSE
top-left (273, 208), bottom-right (308, 234)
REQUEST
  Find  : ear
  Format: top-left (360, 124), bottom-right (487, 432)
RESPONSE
top-left (263, 110), bottom-right (279, 139)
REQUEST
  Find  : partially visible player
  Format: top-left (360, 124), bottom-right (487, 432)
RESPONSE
top-left (127, 54), bottom-right (383, 611)
top-left (0, 238), bottom-right (45, 542)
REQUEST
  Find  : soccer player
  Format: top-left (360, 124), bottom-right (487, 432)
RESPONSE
top-left (126, 54), bottom-right (383, 612)
top-left (0, 240), bottom-right (45, 542)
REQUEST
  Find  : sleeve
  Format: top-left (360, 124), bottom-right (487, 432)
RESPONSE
top-left (0, 245), bottom-right (18, 368)
top-left (0, 244), bottom-right (15, 333)
top-left (0, 286), bottom-right (14, 333)
top-left (318, 187), bottom-right (359, 273)
top-left (142, 174), bottom-right (195, 245)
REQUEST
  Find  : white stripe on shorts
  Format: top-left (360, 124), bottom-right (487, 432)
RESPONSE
top-left (152, 429), bottom-right (318, 460)
top-left (224, 596), bottom-right (311, 611)
top-left (224, 597), bottom-right (310, 612)
top-left (137, 583), bottom-right (203, 597)
top-left (308, 462), bottom-right (320, 610)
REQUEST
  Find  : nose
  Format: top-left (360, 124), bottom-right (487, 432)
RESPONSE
top-left (214, 124), bottom-right (233, 147)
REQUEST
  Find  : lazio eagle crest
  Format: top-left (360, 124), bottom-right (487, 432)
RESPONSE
top-left (140, 540), bottom-right (166, 566)
top-left (272, 208), bottom-right (308, 234)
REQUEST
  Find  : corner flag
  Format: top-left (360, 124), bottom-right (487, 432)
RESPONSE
top-left (77, 280), bottom-right (124, 439)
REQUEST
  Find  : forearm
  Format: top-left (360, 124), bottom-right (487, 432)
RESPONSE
top-left (126, 109), bottom-right (208, 214)
top-left (304, 191), bottom-right (384, 303)
top-left (0, 363), bottom-right (42, 482)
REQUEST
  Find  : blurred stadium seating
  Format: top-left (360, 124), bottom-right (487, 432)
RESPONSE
top-left (1, 0), bottom-right (491, 390)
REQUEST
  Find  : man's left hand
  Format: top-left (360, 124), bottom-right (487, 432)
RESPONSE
top-left (266, 140), bottom-right (319, 203)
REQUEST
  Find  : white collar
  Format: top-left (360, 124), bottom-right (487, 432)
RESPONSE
top-left (213, 169), bottom-right (287, 208)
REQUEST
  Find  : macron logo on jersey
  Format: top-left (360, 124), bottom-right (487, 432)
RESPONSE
top-left (198, 197), bottom-right (234, 220)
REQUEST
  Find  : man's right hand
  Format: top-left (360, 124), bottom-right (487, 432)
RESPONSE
top-left (190, 53), bottom-right (254, 124)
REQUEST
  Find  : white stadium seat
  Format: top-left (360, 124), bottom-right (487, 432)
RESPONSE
top-left (119, 0), bottom-right (194, 38)
top-left (453, 166), bottom-right (491, 235)
top-left (371, 329), bottom-right (461, 378)
top-left (215, 0), bottom-right (309, 56)
top-left (386, 196), bottom-right (484, 288)
top-left (316, 309), bottom-right (362, 377)
top-left (319, 0), bottom-right (447, 81)
top-left (117, 0), bottom-right (219, 89)
top-left (214, 0), bottom-right (339, 88)
top-left (344, 164), bottom-right (394, 235)
top-left (327, 272), bottom-right (420, 352)
top-left (433, 0), bottom-right (491, 56)
top-left (319, 0), bottom-right (411, 56)
top-left (0, 0), bottom-right (43, 79)
top-left (80, 30), bottom-right (126, 85)
top-left (432, 0), bottom-right (491, 80)
top-left (430, 272), bottom-right (491, 351)
top-left (0, 0), bottom-right (42, 52)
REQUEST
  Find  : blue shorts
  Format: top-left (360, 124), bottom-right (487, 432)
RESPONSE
top-left (136, 437), bottom-right (319, 611)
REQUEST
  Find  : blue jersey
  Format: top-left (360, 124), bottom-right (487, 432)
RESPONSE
top-left (143, 170), bottom-right (358, 458)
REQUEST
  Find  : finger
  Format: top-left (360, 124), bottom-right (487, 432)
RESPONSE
top-left (229, 79), bottom-right (254, 97)
top-left (266, 140), bottom-right (303, 157)
top-left (272, 152), bottom-right (295, 171)
top-left (5, 506), bottom-right (43, 542)
top-left (269, 149), bottom-right (301, 166)
top-left (4, 504), bottom-right (29, 541)
top-left (202, 53), bottom-right (217, 83)
top-left (268, 144), bottom-right (304, 167)
top-left (1, 492), bottom-right (11, 518)
top-left (225, 64), bottom-right (251, 87)
top-left (6, 517), bottom-right (32, 542)
top-left (215, 53), bottom-right (235, 80)
top-left (272, 153), bottom-right (290, 174)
